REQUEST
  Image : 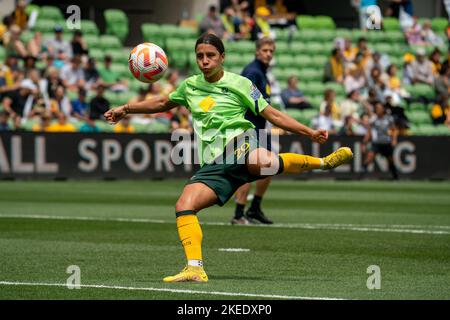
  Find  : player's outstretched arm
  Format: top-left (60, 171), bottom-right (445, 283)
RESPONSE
top-left (104, 95), bottom-right (178, 124)
top-left (261, 105), bottom-right (328, 144)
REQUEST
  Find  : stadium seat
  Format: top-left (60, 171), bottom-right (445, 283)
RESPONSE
top-left (309, 95), bottom-right (323, 109)
top-left (310, 55), bottom-right (328, 69)
top-left (80, 20), bottom-right (99, 36)
top-left (141, 23), bottom-right (160, 40)
top-left (405, 84), bottom-right (435, 100)
top-left (303, 82), bottom-right (325, 97)
top-left (169, 51), bottom-right (189, 69)
top-left (84, 34), bottom-right (100, 49)
top-left (296, 15), bottom-right (316, 29)
top-left (324, 82), bottom-right (345, 96)
top-left (384, 30), bottom-right (406, 44)
top-left (33, 19), bottom-right (57, 33)
top-left (431, 17), bottom-right (448, 32)
top-left (315, 16), bottom-right (336, 30)
top-left (159, 24), bottom-right (180, 38)
top-left (89, 48), bottom-right (104, 62)
top-left (38, 5), bottom-right (64, 20)
top-left (110, 63), bottom-right (129, 78)
top-left (298, 68), bottom-right (323, 82)
top-left (99, 35), bottom-right (122, 49)
top-left (276, 55), bottom-right (295, 68)
top-left (406, 110), bottom-right (431, 125)
top-left (275, 42), bottom-right (289, 55)
top-left (104, 9), bottom-right (129, 43)
top-left (409, 102), bottom-right (428, 111)
top-left (294, 55), bottom-right (313, 68)
top-left (383, 17), bottom-right (400, 31)
top-left (0, 46), bottom-right (5, 61)
top-left (177, 26), bottom-right (198, 39)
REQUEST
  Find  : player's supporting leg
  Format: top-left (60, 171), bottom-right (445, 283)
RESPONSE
top-left (387, 156), bottom-right (399, 180)
top-left (232, 183), bottom-right (251, 225)
top-left (163, 183), bottom-right (218, 283)
top-left (246, 177), bottom-right (273, 224)
top-left (246, 147), bottom-right (353, 177)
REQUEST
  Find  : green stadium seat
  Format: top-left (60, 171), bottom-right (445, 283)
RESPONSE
top-left (298, 68), bottom-right (323, 82)
top-left (294, 55), bottom-right (313, 68)
top-left (431, 17), bottom-right (448, 33)
top-left (84, 34), bottom-right (100, 49)
top-left (99, 35), bottom-right (122, 49)
top-left (296, 15), bottom-right (315, 29)
top-left (294, 29), bottom-right (317, 42)
top-left (19, 30), bottom-right (34, 44)
top-left (285, 109), bottom-right (303, 122)
top-left (80, 20), bottom-right (99, 36)
top-left (324, 82), bottom-right (345, 96)
top-left (169, 51), bottom-right (188, 69)
top-left (0, 46), bottom-right (5, 61)
top-left (303, 42), bottom-right (330, 55)
top-left (275, 42), bottom-right (289, 55)
top-left (303, 82), bottom-right (325, 97)
top-left (25, 4), bottom-right (40, 16)
top-left (159, 24), bottom-right (180, 38)
top-left (309, 96), bottom-right (323, 109)
top-left (409, 102), bottom-right (428, 111)
top-left (315, 15), bottom-right (336, 30)
top-left (177, 26), bottom-right (198, 39)
top-left (405, 84), bottom-right (435, 100)
top-left (335, 28), bottom-right (352, 38)
top-left (141, 23), bottom-right (160, 40)
top-left (146, 121), bottom-right (170, 133)
top-left (33, 19), bottom-right (57, 33)
top-left (274, 28), bottom-right (289, 41)
top-left (384, 30), bottom-right (406, 44)
top-left (276, 55), bottom-right (295, 68)
top-left (383, 17), bottom-right (400, 31)
top-left (406, 110), bottom-right (431, 125)
top-left (289, 41), bottom-right (306, 53)
top-left (104, 9), bottom-right (129, 43)
top-left (39, 5), bottom-right (63, 20)
top-left (89, 48), bottom-right (104, 62)
top-left (366, 30), bottom-right (386, 43)
top-left (310, 55), bottom-right (328, 68)
top-left (110, 63), bottom-right (129, 78)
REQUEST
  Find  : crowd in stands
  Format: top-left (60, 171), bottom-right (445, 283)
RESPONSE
top-left (1, 0), bottom-right (450, 136)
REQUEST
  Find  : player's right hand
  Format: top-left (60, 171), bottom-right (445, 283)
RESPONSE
top-left (311, 129), bottom-right (328, 144)
top-left (104, 106), bottom-right (127, 124)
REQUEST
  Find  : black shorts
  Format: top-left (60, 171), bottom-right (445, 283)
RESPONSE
top-left (186, 131), bottom-right (263, 206)
top-left (371, 143), bottom-right (394, 158)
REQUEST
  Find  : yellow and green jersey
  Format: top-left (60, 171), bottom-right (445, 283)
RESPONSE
top-left (169, 71), bottom-right (269, 165)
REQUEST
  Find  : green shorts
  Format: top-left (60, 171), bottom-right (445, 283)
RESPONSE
top-left (186, 132), bottom-right (263, 206)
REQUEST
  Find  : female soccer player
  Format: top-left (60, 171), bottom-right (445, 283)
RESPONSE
top-left (104, 33), bottom-right (353, 283)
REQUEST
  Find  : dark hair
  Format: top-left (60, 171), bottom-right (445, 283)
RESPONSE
top-left (195, 33), bottom-right (225, 55)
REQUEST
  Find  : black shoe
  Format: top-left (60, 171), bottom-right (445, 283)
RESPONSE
top-left (245, 208), bottom-right (273, 224)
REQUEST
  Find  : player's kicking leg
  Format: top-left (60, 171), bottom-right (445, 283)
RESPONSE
top-left (163, 183), bottom-right (217, 283)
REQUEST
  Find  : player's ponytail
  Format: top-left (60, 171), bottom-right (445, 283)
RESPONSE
top-left (195, 33), bottom-right (225, 55)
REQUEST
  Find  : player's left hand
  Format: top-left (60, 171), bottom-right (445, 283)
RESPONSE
top-left (104, 106), bottom-right (127, 124)
top-left (311, 129), bottom-right (328, 144)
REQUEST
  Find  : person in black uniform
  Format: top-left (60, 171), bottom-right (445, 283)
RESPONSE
top-left (231, 37), bottom-right (276, 225)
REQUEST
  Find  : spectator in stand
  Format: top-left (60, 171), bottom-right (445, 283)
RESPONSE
top-left (98, 55), bottom-right (127, 92)
top-left (45, 25), bottom-right (72, 60)
top-left (79, 116), bottom-right (100, 133)
top-left (89, 84), bottom-right (110, 120)
top-left (324, 48), bottom-right (345, 83)
top-left (320, 88), bottom-right (342, 128)
top-left (344, 63), bottom-right (367, 94)
top-left (364, 51), bottom-right (389, 79)
top-left (113, 116), bottom-right (135, 133)
top-left (31, 110), bottom-right (52, 132)
top-left (354, 37), bottom-right (372, 70)
top-left (340, 89), bottom-right (362, 120)
top-left (405, 17), bottom-right (425, 45)
top-left (2, 79), bottom-right (37, 122)
top-left (386, 63), bottom-right (410, 103)
top-left (71, 88), bottom-right (89, 120)
top-left (421, 19), bottom-right (444, 47)
top-left (70, 30), bottom-right (89, 57)
top-left (430, 94), bottom-right (450, 125)
top-left (411, 47), bottom-right (434, 85)
top-left (434, 63), bottom-right (450, 97)
top-left (429, 48), bottom-right (442, 76)
top-left (10, 0), bottom-right (28, 30)
top-left (3, 24), bottom-right (27, 58)
top-left (354, 0), bottom-right (379, 31)
top-left (23, 56), bottom-right (38, 76)
top-left (171, 106), bottom-right (192, 133)
top-left (368, 66), bottom-right (386, 102)
top-left (60, 55), bottom-right (85, 91)
top-left (83, 57), bottom-right (100, 90)
top-left (0, 55), bottom-right (21, 96)
top-left (339, 115), bottom-right (358, 136)
top-left (27, 31), bottom-right (44, 59)
top-left (41, 66), bottom-right (63, 107)
top-left (49, 85), bottom-right (72, 118)
top-left (312, 103), bottom-right (337, 135)
top-left (46, 112), bottom-right (76, 132)
top-left (199, 5), bottom-right (226, 39)
top-left (343, 38), bottom-right (357, 64)
top-left (162, 69), bottom-right (179, 95)
top-left (402, 52), bottom-right (415, 85)
top-left (0, 110), bottom-right (11, 131)
top-left (251, 6), bottom-right (273, 40)
top-left (281, 75), bottom-right (312, 110)
top-left (221, 7), bottom-right (239, 41)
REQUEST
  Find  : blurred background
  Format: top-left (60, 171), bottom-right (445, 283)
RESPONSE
top-left (0, 0), bottom-right (449, 180)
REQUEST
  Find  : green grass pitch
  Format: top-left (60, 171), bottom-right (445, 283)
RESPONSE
top-left (0, 179), bottom-right (449, 300)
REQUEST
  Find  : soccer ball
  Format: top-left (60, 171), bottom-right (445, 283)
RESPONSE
top-left (128, 42), bottom-right (168, 83)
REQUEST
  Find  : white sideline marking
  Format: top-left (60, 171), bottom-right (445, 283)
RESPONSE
top-left (0, 281), bottom-right (344, 300)
top-left (1, 214), bottom-right (450, 235)
top-left (218, 248), bottom-right (251, 252)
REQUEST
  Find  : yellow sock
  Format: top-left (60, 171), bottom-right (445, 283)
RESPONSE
top-left (176, 214), bottom-right (203, 263)
top-left (279, 153), bottom-right (323, 174)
